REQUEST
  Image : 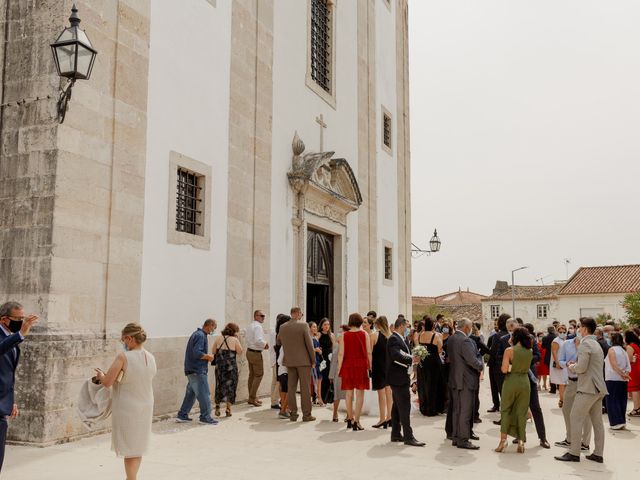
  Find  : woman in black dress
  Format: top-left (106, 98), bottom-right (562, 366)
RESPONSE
top-left (416, 316), bottom-right (445, 416)
top-left (318, 318), bottom-right (335, 404)
top-left (371, 316), bottom-right (393, 428)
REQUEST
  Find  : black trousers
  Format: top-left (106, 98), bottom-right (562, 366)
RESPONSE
top-left (489, 365), bottom-right (502, 409)
top-left (529, 379), bottom-right (546, 441)
top-left (390, 384), bottom-right (413, 440)
top-left (0, 416), bottom-right (7, 473)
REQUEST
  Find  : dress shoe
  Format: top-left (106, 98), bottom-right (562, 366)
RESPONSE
top-left (457, 441), bottom-right (480, 450)
top-left (302, 415), bottom-right (316, 422)
top-left (289, 413), bottom-right (299, 422)
top-left (404, 438), bottom-right (426, 447)
top-left (270, 404), bottom-right (280, 410)
top-left (487, 407), bottom-right (499, 413)
top-left (585, 454), bottom-right (603, 464)
top-left (540, 440), bottom-right (550, 449)
top-left (470, 433), bottom-right (480, 441)
top-left (451, 440), bottom-right (457, 447)
top-left (492, 420), bottom-right (501, 425)
top-left (391, 435), bottom-right (404, 442)
top-left (555, 453), bottom-right (580, 462)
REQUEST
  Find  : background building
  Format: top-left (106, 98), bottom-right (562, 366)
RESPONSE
top-left (0, 0), bottom-right (412, 444)
top-left (413, 288), bottom-right (487, 325)
top-left (482, 264), bottom-right (640, 331)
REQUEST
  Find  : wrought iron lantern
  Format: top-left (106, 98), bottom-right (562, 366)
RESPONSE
top-left (50, 4), bottom-right (98, 122)
top-left (412, 228), bottom-right (442, 258)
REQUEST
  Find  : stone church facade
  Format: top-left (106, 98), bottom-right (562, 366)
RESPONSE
top-left (0, 0), bottom-right (412, 444)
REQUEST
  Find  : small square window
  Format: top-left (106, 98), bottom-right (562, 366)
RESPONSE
top-left (168, 151), bottom-right (211, 250)
top-left (490, 305), bottom-right (501, 319)
top-left (537, 304), bottom-right (549, 319)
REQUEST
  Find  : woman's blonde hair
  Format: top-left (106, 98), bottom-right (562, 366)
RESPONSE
top-left (374, 316), bottom-right (391, 338)
top-left (121, 323), bottom-right (147, 344)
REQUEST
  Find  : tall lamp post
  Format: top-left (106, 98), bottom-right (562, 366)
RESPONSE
top-left (511, 266), bottom-right (528, 320)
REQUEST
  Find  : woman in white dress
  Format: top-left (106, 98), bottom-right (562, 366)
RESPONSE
top-left (548, 324), bottom-right (568, 407)
top-left (96, 323), bottom-right (157, 480)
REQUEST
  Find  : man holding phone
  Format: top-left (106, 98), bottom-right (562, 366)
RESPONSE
top-left (0, 301), bottom-right (39, 473)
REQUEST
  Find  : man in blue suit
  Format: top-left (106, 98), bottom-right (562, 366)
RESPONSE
top-left (0, 301), bottom-right (38, 472)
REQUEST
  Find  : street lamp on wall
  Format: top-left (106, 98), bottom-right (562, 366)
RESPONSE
top-left (50, 4), bottom-right (98, 123)
top-left (411, 229), bottom-right (441, 258)
top-left (511, 266), bottom-right (528, 320)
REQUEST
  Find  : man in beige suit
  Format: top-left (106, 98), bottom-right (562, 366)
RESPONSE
top-left (555, 317), bottom-right (608, 464)
top-left (276, 306), bottom-right (316, 422)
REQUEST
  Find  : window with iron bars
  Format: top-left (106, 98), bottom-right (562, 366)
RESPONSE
top-left (310, 0), bottom-right (332, 93)
top-left (384, 246), bottom-right (393, 280)
top-left (176, 168), bottom-right (203, 236)
top-left (383, 112), bottom-right (392, 149)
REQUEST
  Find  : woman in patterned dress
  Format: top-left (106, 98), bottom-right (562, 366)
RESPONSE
top-left (212, 323), bottom-right (243, 417)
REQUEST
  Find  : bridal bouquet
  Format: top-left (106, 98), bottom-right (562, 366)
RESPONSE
top-left (412, 345), bottom-right (429, 361)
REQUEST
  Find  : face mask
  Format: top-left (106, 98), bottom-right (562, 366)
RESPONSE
top-left (559, 333), bottom-right (567, 340)
top-left (603, 333), bottom-right (610, 339)
top-left (442, 327), bottom-right (450, 334)
top-left (8, 319), bottom-right (23, 333)
top-left (576, 332), bottom-right (583, 340)
top-left (606, 338), bottom-right (612, 346)
top-left (403, 328), bottom-right (410, 339)
top-left (122, 341), bottom-right (129, 351)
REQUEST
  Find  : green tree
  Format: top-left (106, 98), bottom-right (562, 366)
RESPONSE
top-left (623, 292), bottom-right (640, 326)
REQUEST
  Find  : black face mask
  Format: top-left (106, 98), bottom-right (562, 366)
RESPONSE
top-left (8, 320), bottom-right (22, 333)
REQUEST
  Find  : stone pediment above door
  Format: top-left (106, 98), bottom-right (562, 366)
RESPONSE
top-left (288, 132), bottom-right (362, 225)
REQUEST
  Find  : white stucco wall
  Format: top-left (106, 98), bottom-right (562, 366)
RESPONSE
top-left (557, 294), bottom-right (627, 322)
top-left (482, 299), bottom-right (560, 332)
top-left (270, 0), bottom-right (362, 322)
top-left (140, 0), bottom-right (232, 337)
top-left (375, 0), bottom-right (401, 317)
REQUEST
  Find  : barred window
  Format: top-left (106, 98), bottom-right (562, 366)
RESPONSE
top-left (176, 168), bottom-right (203, 236)
top-left (384, 246), bottom-right (393, 281)
top-left (310, 0), bottom-right (332, 93)
top-left (383, 112), bottom-right (392, 149)
top-left (490, 305), bottom-right (501, 319)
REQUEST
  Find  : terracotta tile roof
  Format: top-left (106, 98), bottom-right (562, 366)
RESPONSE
top-left (413, 290), bottom-right (487, 307)
top-left (482, 284), bottom-right (564, 302)
top-left (559, 265), bottom-right (640, 296)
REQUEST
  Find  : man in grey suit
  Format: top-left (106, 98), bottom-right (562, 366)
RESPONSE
top-left (555, 317), bottom-right (607, 463)
top-left (276, 306), bottom-right (316, 422)
top-left (445, 318), bottom-right (484, 449)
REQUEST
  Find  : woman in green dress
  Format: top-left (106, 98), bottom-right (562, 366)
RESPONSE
top-left (495, 327), bottom-right (533, 454)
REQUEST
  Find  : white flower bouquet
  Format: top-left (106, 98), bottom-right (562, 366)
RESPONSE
top-left (412, 345), bottom-right (429, 361)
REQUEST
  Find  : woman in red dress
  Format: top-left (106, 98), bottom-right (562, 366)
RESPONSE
top-left (625, 330), bottom-right (640, 416)
top-left (338, 313), bottom-right (372, 431)
top-left (536, 333), bottom-right (549, 390)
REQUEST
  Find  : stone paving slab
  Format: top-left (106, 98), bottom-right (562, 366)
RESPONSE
top-left (5, 385), bottom-right (640, 479)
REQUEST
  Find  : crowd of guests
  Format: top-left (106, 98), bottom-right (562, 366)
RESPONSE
top-left (5, 298), bottom-right (640, 479)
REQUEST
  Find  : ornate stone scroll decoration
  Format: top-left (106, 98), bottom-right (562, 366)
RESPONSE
top-left (288, 132), bottom-right (362, 226)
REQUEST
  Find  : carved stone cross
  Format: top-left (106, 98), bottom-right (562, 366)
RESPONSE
top-left (315, 114), bottom-right (327, 152)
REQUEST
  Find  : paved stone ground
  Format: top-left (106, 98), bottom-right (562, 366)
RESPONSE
top-left (5, 384), bottom-right (640, 479)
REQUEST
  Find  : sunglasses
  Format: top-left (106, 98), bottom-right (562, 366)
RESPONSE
top-left (258, 314), bottom-right (265, 318)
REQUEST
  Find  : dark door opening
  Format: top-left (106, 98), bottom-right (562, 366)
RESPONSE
top-left (306, 229), bottom-right (333, 325)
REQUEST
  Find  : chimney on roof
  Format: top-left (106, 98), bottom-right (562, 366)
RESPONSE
top-left (493, 281), bottom-right (509, 295)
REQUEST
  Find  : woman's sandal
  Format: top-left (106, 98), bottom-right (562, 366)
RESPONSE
top-left (225, 407), bottom-right (232, 417)
top-left (629, 408), bottom-right (640, 417)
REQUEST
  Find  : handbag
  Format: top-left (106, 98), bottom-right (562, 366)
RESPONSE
top-left (211, 336), bottom-right (231, 365)
top-left (319, 360), bottom-right (327, 372)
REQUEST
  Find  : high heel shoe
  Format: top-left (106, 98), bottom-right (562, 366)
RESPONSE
top-left (372, 420), bottom-right (386, 429)
top-left (352, 421), bottom-right (364, 431)
top-left (517, 440), bottom-right (525, 453)
top-left (225, 407), bottom-right (232, 417)
top-left (214, 405), bottom-right (221, 417)
top-left (385, 419), bottom-right (392, 428)
top-left (494, 439), bottom-right (508, 453)
top-left (346, 418), bottom-right (353, 429)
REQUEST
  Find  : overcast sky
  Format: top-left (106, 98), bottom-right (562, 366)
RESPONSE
top-left (408, 1), bottom-right (640, 297)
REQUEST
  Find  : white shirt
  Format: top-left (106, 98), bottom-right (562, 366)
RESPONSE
top-left (269, 329), bottom-right (278, 366)
top-left (246, 320), bottom-right (266, 350)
